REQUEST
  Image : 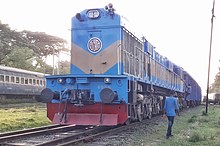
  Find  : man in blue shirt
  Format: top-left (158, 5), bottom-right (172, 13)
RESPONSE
top-left (163, 91), bottom-right (179, 139)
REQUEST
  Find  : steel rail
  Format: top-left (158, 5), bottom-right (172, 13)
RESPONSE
top-left (0, 124), bottom-right (61, 138)
top-left (0, 124), bottom-right (79, 143)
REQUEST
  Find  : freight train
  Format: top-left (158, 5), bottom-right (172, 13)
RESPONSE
top-left (203, 93), bottom-right (220, 104)
top-left (0, 65), bottom-right (45, 99)
top-left (38, 4), bottom-right (202, 126)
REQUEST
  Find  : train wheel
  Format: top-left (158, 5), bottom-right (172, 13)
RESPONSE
top-left (125, 118), bottom-right (131, 125)
top-left (148, 112), bottom-right (152, 119)
top-left (137, 104), bottom-right (143, 122)
top-left (143, 105), bottom-right (147, 118)
top-left (148, 107), bottom-right (152, 119)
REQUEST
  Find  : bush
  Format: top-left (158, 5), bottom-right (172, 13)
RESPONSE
top-left (202, 110), bottom-right (208, 116)
top-left (188, 132), bottom-right (205, 142)
top-left (198, 117), bottom-right (209, 123)
top-left (188, 115), bottom-right (197, 123)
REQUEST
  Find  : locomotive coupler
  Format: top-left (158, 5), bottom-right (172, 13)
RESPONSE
top-left (74, 93), bottom-right (84, 107)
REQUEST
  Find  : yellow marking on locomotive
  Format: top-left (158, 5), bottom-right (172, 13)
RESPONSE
top-left (71, 41), bottom-right (120, 74)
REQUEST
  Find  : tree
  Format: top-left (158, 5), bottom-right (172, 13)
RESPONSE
top-left (1, 47), bottom-right (35, 70)
top-left (210, 67), bottom-right (220, 93)
top-left (20, 31), bottom-right (69, 71)
top-left (0, 21), bottom-right (35, 64)
top-left (0, 21), bottom-right (69, 73)
top-left (21, 30), bottom-right (68, 57)
top-left (59, 60), bottom-right (70, 74)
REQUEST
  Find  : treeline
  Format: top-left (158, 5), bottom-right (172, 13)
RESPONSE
top-left (0, 21), bottom-right (70, 74)
top-left (210, 67), bottom-right (220, 93)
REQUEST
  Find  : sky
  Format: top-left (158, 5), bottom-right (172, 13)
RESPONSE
top-left (0, 0), bottom-right (219, 95)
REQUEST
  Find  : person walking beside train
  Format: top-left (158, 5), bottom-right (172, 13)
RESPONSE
top-left (163, 91), bottom-right (179, 139)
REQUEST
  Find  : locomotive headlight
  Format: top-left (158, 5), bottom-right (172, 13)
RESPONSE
top-left (87, 9), bottom-right (100, 19)
top-left (104, 78), bottom-right (111, 84)
top-left (87, 37), bottom-right (102, 53)
top-left (57, 78), bottom-right (64, 84)
top-left (66, 78), bottom-right (74, 84)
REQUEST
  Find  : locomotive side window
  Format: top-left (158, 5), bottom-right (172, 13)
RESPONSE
top-left (11, 76), bottom-right (15, 83)
top-left (16, 77), bottom-right (20, 83)
top-left (5, 76), bottom-right (10, 82)
top-left (0, 75), bottom-right (4, 82)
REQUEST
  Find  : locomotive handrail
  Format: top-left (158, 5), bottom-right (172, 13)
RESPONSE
top-left (122, 49), bottom-right (131, 92)
top-left (117, 43), bottom-right (122, 75)
top-left (133, 80), bottom-right (137, 92)
top-left (123, 50), bottom-right (132, 75)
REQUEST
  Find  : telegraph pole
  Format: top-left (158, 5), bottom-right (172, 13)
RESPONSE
top-left (206, 0), bottom-right (215, 114)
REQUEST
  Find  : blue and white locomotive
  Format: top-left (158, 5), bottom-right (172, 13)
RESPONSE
top-left (39, 4), bottom-right (202, 125)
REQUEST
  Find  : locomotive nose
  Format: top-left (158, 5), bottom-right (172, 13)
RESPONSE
top-left (36, 88), bottom-right (54, 103)
top-left (100, 88), bottom-right (118, 103)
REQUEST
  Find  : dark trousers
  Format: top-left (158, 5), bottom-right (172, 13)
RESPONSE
top-left (166, 116), bottom-right (175, 136)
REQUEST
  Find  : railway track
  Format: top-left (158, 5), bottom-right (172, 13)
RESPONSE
top-left (59, 116), bottom-right (165, 146)
top-left (0, 112), bottom-right (170, 146)
top-left (0, 124), bottom-right (62, 138)
top-left (0, 124), bottom-right (124, 146)
top-left (0, 124), bottom-right (90, 145)
top-left (0, 122), bottom-right (124, 146)
top-left (0, 121), bottom-right (140, 145)
top-left (40, 117), bottom-right (165, 146)
top-left (0, 106), bottom-right (202, 146)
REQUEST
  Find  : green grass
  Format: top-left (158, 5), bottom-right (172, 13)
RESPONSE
top-left (157, 105), bottom-right (220, 146)
top-left (0, 103), bottom-right (51, 132)
top-left (1, 103), bottom-right (220, 146)
top-left (122, 105), bottom-right (220, 146)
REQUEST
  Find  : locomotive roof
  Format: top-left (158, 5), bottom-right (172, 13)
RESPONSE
top-left (0, 65), bottom-right (46, 77)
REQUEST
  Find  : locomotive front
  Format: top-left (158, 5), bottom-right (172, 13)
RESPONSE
top-left (39, 4), bottom-right (130, 125)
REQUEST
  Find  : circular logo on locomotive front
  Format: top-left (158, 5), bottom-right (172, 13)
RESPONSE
top-left (87, 37), bottom-right (102, 53)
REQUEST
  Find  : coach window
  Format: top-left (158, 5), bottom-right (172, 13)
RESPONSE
top-left (21, 78), bottom-right (24, 84)
top-left (16, 77), bottom-right (20, 83)
top-left (29, 79), bottom-right (32, 85)
top-left (11, 76), bottom-right (15, 83)
top-left (0, 75), bottom-right (4, 82)
top-left (25, 78), bottom-right (28, 84)
top-left (33, 79), bottom-right (36, 85)
top-left (40, 80), bottom-right (43, 86)
top-left (5, 76), bottom-right (10, 82)
top-left (37, 79), bottom-right (39, 85)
